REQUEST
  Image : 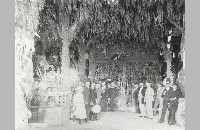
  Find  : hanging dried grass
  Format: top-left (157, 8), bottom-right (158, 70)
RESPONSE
top-left (15, 0), bottom-right (45, 96)
top-left (15, 2), bottom-right (45, 128)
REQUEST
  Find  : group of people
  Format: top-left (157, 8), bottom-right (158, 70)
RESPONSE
top-left (71, 77), bottom-right (182, 126)
top-left (132, 78), bottom-right (183, 125)
top-left (71, 79), bottom-right (119, 124)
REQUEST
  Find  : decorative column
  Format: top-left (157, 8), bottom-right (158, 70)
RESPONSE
top-left (162, 29), bottom-right (173, 80)
top-left (176, 13), bottom-right (185, 128)
top-left (15, 0), bottom-right (44, 128)
top-left (121, 64), bottom-right (127, 110)
top-left (178, 30), bottom-right (185, 96)
top-left (166, 52), bottom-right (172, 79)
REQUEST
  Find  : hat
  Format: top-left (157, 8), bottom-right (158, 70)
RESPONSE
top-left (102, 86), bottom-right (106, 90)
top-left (146, 82), bottom-right (152, 87)
top-left (165, 78), bottom-right (171, 84)
top-left (139, 82), bottom-right (144, 85)
top-left (141, 77), bottom-right (147, 82)
top-left (107, 79), bottom-right (112, 81)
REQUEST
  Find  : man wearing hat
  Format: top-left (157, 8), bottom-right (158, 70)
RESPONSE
top-left (108, 82), bottom-right (117, 111)
top-left (101, 81), bottom-right (108, 112)
top-left (145, 81), bottom-right (155, 119)
top-left (159, 78), bottom-right (174, 123)
top-left (138, 82), bottom-right (147, 117)
top-left (83, 79), bottom-right (91, 123)
top-left (168, 84), bottom-right (182, 125)
top-left (89, 82), bottom-right (97, 121)
top-left (153, 83), bottom-right (165, 117)
top-left (132, 83), bottom-right (140, 113)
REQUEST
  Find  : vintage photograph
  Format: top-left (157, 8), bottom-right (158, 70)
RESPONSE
top-left (15, 0), bottom-right (185, 130)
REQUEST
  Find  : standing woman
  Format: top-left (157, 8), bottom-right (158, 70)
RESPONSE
top-left (73, 85), bottom-right (87, 124)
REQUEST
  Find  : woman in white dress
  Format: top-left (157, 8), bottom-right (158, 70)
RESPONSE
top-left (73, 86), bottom-right (87, 124)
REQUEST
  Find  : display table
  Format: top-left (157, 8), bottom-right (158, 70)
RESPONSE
top-left (41, 106), bottom-right (69, 126)
top-left (29, 106), bottom-right (70, 127)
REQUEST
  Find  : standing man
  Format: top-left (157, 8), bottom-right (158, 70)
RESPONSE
top-left (168, 85), bottom-right (182, 125)
top-left (159, 78), bottom-right (174, 123)
top-left (83, 80), bottom-right (91, 123)
top-left (145, 82), bottom-right (155, 119)
top-left (138, 82), bottom-right (147, 117)
top-left (108, 82), bottom-right (117, 111)
top-left (89, 82), bottom-right (97, 121)
top-left (153, 83), bottom-right (165, 117)
top-left (95, 83), bottom-right (102, 120)
top-left (132, 83), bottom-right (140, 113)
top-left (101, 81), bottom-right (108, 112)
top-left (96, 83), bottom-right (102, 105)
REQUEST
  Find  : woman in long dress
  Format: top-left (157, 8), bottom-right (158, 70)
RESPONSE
top-left (73, 86), bottom-right (87, 124)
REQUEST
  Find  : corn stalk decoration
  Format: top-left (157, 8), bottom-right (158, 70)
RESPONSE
top-left (15, 0), bottom-right (44, 128)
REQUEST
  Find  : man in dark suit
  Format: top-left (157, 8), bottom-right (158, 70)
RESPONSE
top-left (108, 82), bottom-right (117, 112)
top-left (159, 78), bottom-right (174, 123)
top-left (168, 85), bottom-right (182, 125)
top-left (138, 82), bottom-right (147, 117)
top-left (89, 82), bottom-right (97, 121)
top-left (101, 81), bottom-right (108, 112)
top-left (132, 83), bottom-right (140, 113)
top-left (83, 80), bottom-right (91, 123)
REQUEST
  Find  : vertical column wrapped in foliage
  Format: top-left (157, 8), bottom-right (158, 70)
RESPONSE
top-left (15, 0), bottom-right (44, 128)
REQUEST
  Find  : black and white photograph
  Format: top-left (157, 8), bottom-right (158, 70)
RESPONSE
top-left (15, 0), bottom-right (185, 130)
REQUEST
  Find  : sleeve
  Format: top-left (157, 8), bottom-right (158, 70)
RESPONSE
top-left (176, 89), bottom-right (183, 99)
top-left (108, 89), bottom-right (111, 98)
top-left (161, 89), bottom-right (166, 98)
top-left (95, 90), bottom-right (97, 99)
top-left (88, 96), bottom-right (91, 104)
top-left (150, 88), bottom-right (154, 96)
top-left (143, 88), bottom-right (147, 96)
